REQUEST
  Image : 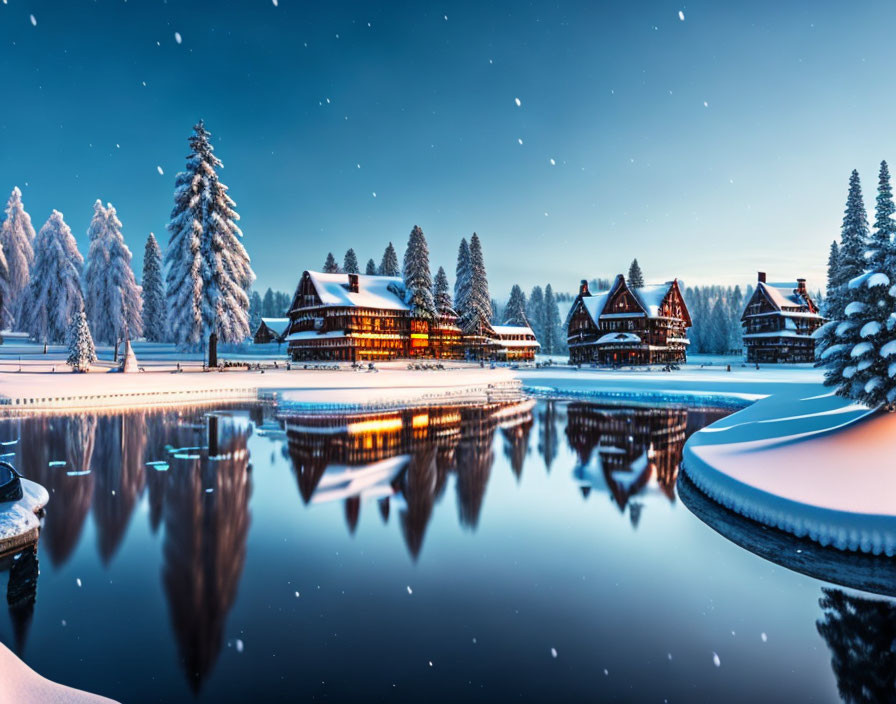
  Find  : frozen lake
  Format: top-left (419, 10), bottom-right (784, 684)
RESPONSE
top-left (0, 399), bottom-right (886, 702)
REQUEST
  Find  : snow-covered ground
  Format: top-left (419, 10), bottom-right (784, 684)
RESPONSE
top-left (0, 641), bottom-right (114, 703)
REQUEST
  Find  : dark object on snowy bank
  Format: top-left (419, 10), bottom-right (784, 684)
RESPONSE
top-left (679, 473), bottom-right (896, 598)
top-left (0, 462), bottom-right (23, 503)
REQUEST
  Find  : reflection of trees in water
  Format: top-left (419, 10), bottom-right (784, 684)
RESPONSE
top-left (537, 401), bottom-right (560, 473)
top-left (161, 414), bottom-right (251, 693)
top-left (19, 415), bottom-right (97, 567)
top-left (283, 402), bottom-right (534, 557)
top-left (4, 546), bottom-right (39, 656)
top-left (92, 412), bottom-right (147, 564)
top-left (817, 588), bottom-right (896, 703)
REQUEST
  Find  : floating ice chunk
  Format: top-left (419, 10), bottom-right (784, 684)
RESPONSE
top-left (48, 460), bottom-right (66, 467)
top-left (66, 470), bottom-right (91, 477)
top-left (712, 652), bottom-right (721, 667)
top-left (860, 321), bottom-right (881, 338)
top-left (0, 440), bottom-right (18, 446)
top-left (550, 647), bottom-right (558, 658)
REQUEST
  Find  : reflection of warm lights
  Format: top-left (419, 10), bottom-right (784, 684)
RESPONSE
top-left (346, 418), bottom-right (403, 435)
top-left (412, 413), bottom-right (429, 429)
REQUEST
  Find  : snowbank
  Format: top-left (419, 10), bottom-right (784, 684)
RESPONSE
top-left (0, 641), bottom-right (116, 703)
top-left (0, 478), bottom-right (47, 555)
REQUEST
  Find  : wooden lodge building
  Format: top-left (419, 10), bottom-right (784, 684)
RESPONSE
top-left (252, 318), bottom-right (290, 344)
top-left (565, 274), bottom-right (691, 365)
top-left (285, 270), bottom-right (539, 362)
top-left (741, 272), bottom-right (823, 363)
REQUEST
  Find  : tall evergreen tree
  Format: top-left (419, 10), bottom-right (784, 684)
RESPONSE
top-left (365, 258), bottom-right (377, 275)
top-left (402, 225), bottom-right (435, 320)
top-left (627, 258), bottom-right (644, 288)
top-left (84, 201), bottom-right (112, 342)
top-left (262, 287), bottom-right (275, 317)
top-left (527, 285), bottom-right (545, 342)
top-left (66, 308), bottom-right (97, 372)
top-left (343, 248), bottom-right (359, 274)
top-left (322, 252), bottom-right (339, 273)
top-left (542, 284), bottom-right (560, 355)
top-left (432, 266), bottom-right (453, 313)
top-left (823, 240), bottom-right (841, 317)
top-left (870, 161), bottom-right (896, 270)
top-left (378, 242), bottom-right (399, 276)
top-left (275, 291), bottom-right (291, 315)
top-left (165, 121), bottom-right (254, 346)
top-left (248, 290), bottom-right (263, 332)
top-left (708, 299), bottom-right (729, 354)
top-left (142, 233), bottom-right (166, 342)
top-left (728, 285), bottom-right (744, 352)
top-left (0, 242), bottom-right (8, 334)
top-left (0, 187), bottom-right (35, 329)
top-left (454, 238), bottom-right (472, 323)
top-left (464, 233), bottom-right (491, 335)
top-left (504, 285), bottom-right (528, 326)
top-left (838, 169), bottom-right (870, 282)
top-left (22, 211), bottom-right (84, 344)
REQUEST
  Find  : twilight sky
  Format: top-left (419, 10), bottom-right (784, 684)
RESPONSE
top-left (0, 0), bottom-right (892, 297)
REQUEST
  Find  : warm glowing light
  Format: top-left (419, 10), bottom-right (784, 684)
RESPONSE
top-left (412, 413), bottom-right (430, 428)
top-left (346, 418), bottom-right (403, 435)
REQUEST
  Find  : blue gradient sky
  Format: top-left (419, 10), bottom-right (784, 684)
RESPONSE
top-left (0, 1), bottom-right (891, 297)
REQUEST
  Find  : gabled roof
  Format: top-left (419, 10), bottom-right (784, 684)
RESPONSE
top-left (744, 280), bottom-right (820, 320)
top-left (565, 275), bottom-right (687, 327)
top-left (303, 270), bottom-right (409, 311)
top-left (260, 318), bottom-right (290, 337)
top-left (492, 324), bottom-right (536, 337)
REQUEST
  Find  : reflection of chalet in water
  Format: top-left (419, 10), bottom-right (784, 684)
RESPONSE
top-left (281, 399), bottom-right (534, 557)
top-left (566, 404), bottom-right (689, 512)
top-left (741, 272), bottom-right (823, 363)
top-left (285, 270), bottom-right (539, 362)
top-left (566, 274), bottom-right (691, 365)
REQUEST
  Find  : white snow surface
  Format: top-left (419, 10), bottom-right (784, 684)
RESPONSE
top-left (305, 270), bottom-right (408, 311)
top-left (860, 321), bottom-right (881, 338)
top-left (0, 641), bottom-right (114, 703)
top-left (844, 301), bottom-right (868, 317)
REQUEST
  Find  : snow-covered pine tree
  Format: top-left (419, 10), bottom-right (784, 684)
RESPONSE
top-left (166, 121), bottom-right (254, 347)
top-left (819, 169), bottom-right (877, 398)
top-left (142, 233), bottom-right (166, 342)
top-left (490, 298), bottom-right (501, 325)
top-left (432, 266), bottom-right (453, 313)
top-left (84, 201), bottom-right (111, 342)
top-left (365, 258), bottom-right (377, 275)
top-left (542, 284), bottom-right (560, 355)
top-left (402, 225), bottom-right (435, 320)
top-left (464, 233), bottom-right (491, 335)
top-left (23, 211), bottom-right (84, 344)
top-left (627, 258), bottom-right (644, 288)
top-left (728, 285), bottom-right (744, 353)
top-left (823, 241), bottom-right (841, 317)
top-left (0, 187), bottom-right (35, 330)
top-left (323, 252), bottom-right (339, 273)
top-left (66, 307), bottom-right (97, 372)
top-left (504, 285), bottom-right (528, 326)
top-left (454, 238), bottom-right (471, 324)
top-left (248, 290), bottom-right (263, 332)
top-left (262, 288), bottom-right (275, 316)
top-left (0, 241), bottom-right (8, 335)
top-left (527, 285), bottom-right (545, 342)
top-left (378, 242), bottom-right (399, 276)
top-left (870, 161), bottom-right (896, 270)
top-left (275, 291), bottom-right (290, 315)
top-left (343, 248), bottom-right (359, 274)
top-left (103, 204), bottom-right (143, 345)
top-left (708, 299), bottom-right (729, 354)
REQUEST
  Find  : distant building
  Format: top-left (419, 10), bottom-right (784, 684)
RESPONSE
top-left (565, 274), bottom-right (691, 365)
top-left (284, 270), bottom-right (538, 362)
top-left (741, 272), bottom-right (823, 363)
top-left (253, 318), bottom-right (290, 344)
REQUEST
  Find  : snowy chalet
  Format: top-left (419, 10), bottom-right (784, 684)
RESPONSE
top-left (741, 272), bottom-right (823, 363)
top-left (253, 318), bottom-right (290, 344)
top-left (565, 274), bottom-right (691, 365)
top-left (285, 270), bottom-right (539, 362)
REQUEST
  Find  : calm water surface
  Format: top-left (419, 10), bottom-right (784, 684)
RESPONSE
top-left (0, 399), bottom-right (888, 702)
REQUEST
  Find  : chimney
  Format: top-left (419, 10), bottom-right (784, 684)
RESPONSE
top-left (348, 273), bottom-right (359, 293)
top-left (579, 279), bottom-right (590, 296)
top-left (757, 271), bottom-right (766, 284)
top-left (796, 278), bottom-right (807, 295)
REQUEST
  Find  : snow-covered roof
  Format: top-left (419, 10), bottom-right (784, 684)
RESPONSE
top-left (567, 279), bottom-right (679, 329)
top-left (260, 318), bottom-right (290, 336)
top-left (742, 331), bottom-right (814, 339)
top-left (491, 337), bottom-right (541, 348)
top-left (492, 324), bottom-right (536, 337)
top-left (305, 271), bottom-right (409, 311)
top-left (631, 283), bottom-right (673, 317)
top-left (757, 281), bottom-right (812, 310)
top-left (595, 332), bottom-right (642, 345)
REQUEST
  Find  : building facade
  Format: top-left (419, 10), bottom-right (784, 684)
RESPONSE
top-left (741, 272), bottom-right (823, 363)
top-left (252, 318), bottom-right (290, 344)
top-left (566, 274), bottom-right (691, 365)
top-left (285, 270), bottom-right (538, 362)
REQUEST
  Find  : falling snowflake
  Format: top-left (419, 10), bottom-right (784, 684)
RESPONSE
top-left (295, 591), bottom-right (300, 597)
top-left (157, 166), bottom-right (164, 175)
top-left (712, 652), bottom-right (721, 667)
top-left (174, 32), bottom-right (182, 44)
top-left (236, 639), bottom-right (244, 653)
top-left (550, 648), bottom-right (558, 658)
top-left (679, 10), bottom-right (685, 21)
top-left (29, 14), bottom-right (36, 26)
top-left (703, 101), bottom-right (709, 107)
top-left (549, 158), bottom-right (556, 165)
top-left (518, 138), bottom-right (523, 145)
top-left (428, 660), bottom-right (433, 666)
top-left (372, 192), bottom-right (377, 198)
top-left (272, 0), bottom-right (278, 5)
top-left (406, 585), bottom-right (413, 594)
top-left (761, 632), bottom-right (768, 642)
top-left (514, 97), bottom-right (521, 107)
top-left (76, 578), bottom-right (82, 587)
